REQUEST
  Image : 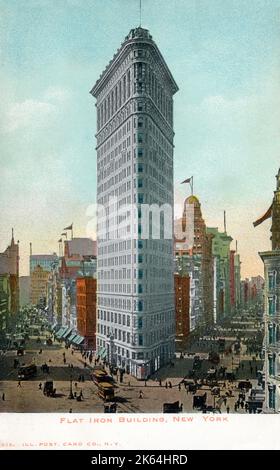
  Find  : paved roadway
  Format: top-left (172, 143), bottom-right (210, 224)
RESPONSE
top-left (0, 331), bottom-right (262, 413)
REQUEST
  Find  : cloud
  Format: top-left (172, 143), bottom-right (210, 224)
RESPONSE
top-left (44, 86), bottom-right (71, 103)
top-left (2, 86), bottom-right (71, 133)
top-left (3, 99), bottom-right (56, 133)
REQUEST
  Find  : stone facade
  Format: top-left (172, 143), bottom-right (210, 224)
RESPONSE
top-left (91, 27), bottom-right (178, 378)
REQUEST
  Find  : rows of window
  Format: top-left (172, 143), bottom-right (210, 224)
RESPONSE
top-left (97, 119), bottom-right (131, 163)
top-left (268, 323), bottom-right (280, 344)
top-left (98, 296), bottom-right (132, 311)
top-left (97, 69), bottom-right (131, 130)
top-left (97, 55), bottom-right (174, 133)
top-left (97, 327), bottom-right (172, 347)
top-left (96, 335), bottom-right (171, 362)
top-left (268, 295), bottom-right (278, 316)
top-left (98, 239), bottom-right (172, 256)
top-left (268, 270), bottom-right (278, 290)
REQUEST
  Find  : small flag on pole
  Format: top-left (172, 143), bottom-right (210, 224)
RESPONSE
top-left (181, 177), bottom-right (192, 184)
top-left (64, 224), bottom-right (73, 231)
top-left (58, 238), bottom-right (62, 243)
top-left (181, 176), bottom-right (194, 195)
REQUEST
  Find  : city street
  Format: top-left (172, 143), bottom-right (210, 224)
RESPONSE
top-left (0, 316), bottom-right (263, 413)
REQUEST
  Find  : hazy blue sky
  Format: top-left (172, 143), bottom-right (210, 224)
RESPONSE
top-left (1, 0), bottom-right (280, 276)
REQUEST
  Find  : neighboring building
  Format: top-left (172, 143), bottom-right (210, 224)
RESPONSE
top-left (91, 27), bottom-right (178, 378)
top-left (30, 253), bottom-right (58, 274)
top-left (229, 250), bottom-right (236, 310)
top-left (29, 253), bottom-right (58, 307)
top-left (256, 168), bottom-right (280, 412)
top-left (240, 276), bottom-right (264, 309)
top-left (175, 195), bottom-right (214, 329)
top-left (0, 274), bottom-right (11, 335)
top-left (174, 273), bottom-right (190, 349)
top-left (234, 252), bottom-right (241, 312)
top-left (60, 255), bottom-right (97, 280)
top-left (0, 231), bottom-right (19, 316)
top-left (175, 252), bottom-right (203, 331)
top-left (30, 265), bottom-right (50, 306)
top-left (64, 238), bottom-right (96, 258)
top-left (76, 277), bottom-right (97, 350)
top-left (19, 276), bottom-right (30, 307)
top-left (207, 227), bottom-right (232, 321)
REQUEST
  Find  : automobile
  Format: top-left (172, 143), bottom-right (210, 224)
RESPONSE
top-left (18, 364), bottom-right (37, 380)
top-left (43, 380), bottom-right (56, 397)
top-left (163, 401), bottom-right (182, 413)
top-left (238, 380), bottom-right (252, 390)
top-left (193, 391), bottom-right (207, 409)
top-left (208, 351), bottom-right (220, 364)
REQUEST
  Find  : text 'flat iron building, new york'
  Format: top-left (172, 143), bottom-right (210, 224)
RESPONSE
top-left (91, 27), bottom-right (178, 379)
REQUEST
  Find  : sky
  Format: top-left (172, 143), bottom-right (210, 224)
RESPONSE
top-left (0, 0), bottom-right (280, 277)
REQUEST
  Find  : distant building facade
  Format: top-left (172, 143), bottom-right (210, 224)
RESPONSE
top-left (19, 276), bottom-right (30, 307)
top-left (0, 232), bottom-right (19, 318)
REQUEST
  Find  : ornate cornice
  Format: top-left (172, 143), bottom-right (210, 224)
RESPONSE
top-left (91, 28), bottom-right (178, 98)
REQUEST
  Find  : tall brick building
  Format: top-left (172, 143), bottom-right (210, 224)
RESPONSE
top-left (174, 273), bottom-right (190, 349)
top-left (76, 277), bottom-right (97, 349)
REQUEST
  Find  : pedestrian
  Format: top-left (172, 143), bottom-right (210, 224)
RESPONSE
top-left (224, 398), bottom-right (227, 406)
top-left (74, 392), bottom-right (77, 398)
top-left (2, 393), bottom-right (5, 401)
top-left (38, 382), bottom-right (42, 390)
top-left (165, 382), bottom-right (168, 389)
top-left (79, 390), bottom-right (83, 399)
top-left (159, 379), bottom-right (162, 387)
top-left (74, 382), bottom-right (78, 388)
top-left (17, 381), bottom-right (21, 388)
top-left (169, 381), bottom-right (172, 389)
top-left (144, 380), bottom-right (147, 387)
top-left (178, 383), bottom-right (181, 391)
top-left (69, 408), bottom-right (73, 413)
top-left (226, 406), bottom-right (230, 414)
top-left (139, 390), bottom-right (143, 399)
top-left (71, 350), bottom-right (74, 355)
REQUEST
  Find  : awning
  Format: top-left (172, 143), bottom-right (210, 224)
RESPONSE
top-left (72, 335), bottom-right (84, 345)
top-left (98, 346), bottom-right (107, 359)
top-left (68, 333), bottom-right (77, 343)
top-left (55, 326), bottom-right (68, 339)
top-left (61, 327), bottom-right (72, 339)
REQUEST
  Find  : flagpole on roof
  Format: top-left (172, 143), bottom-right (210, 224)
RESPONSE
top-left (181, 176), bottom-right (193, 195)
